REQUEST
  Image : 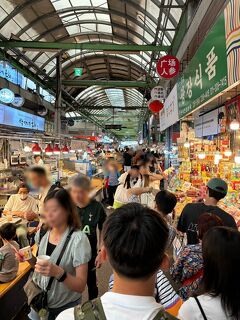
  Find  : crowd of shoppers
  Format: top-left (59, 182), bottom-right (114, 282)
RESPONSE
top-left (0, 149), bottom-right (239, 320)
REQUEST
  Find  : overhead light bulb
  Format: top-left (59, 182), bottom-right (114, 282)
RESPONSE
top-left (24, 146), bottom-right (31, 152)
top-left (198, 152), bottom-right (206, 159)
top-left (235, 155), bottom-right (240, 164)
top-left (214, 151), bottom-right (222, 160)
top-left (224, 150), bottom-right (232, 157)
top-left (184, 141), bottom-right (190, 148)
top-left (230, 119), bottom-right (240, 130)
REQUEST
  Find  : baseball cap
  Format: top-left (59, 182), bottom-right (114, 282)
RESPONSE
top-left (207, 178), bottom-right (228, 195)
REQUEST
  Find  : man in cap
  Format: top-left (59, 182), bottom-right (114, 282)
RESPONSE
top-left (177, 178), bottom-right (237, 244)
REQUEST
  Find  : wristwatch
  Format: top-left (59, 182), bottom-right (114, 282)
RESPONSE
top-left (57, 271), bottom-right (67, 282)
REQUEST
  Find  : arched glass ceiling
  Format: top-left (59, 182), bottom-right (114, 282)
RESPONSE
top-left (66, 86), bottom-right (146, 137)
top-left (0, 0), bottom-right (187, 80)
top-left (0, 0), bottom-right (187, 137)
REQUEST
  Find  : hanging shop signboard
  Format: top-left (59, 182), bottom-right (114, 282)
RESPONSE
top-left (177, 14), bottom-right (228, 118)
top-left (159, 84), bottom-right (179, 131)
top-left (0, 61), bottom-right (25, 87)
top-left (74, 68), bottom-right (83, 77)
top-left (156, 55), bottom-right (180, 79)
top-left (194, 106), bottom-right (226, 137)
top-left (0, 88), bottom-right (15, 104)
top-left (74, 135), bottom-right (98, 141)
top-left (12, 95), bottom-right (25, 107)
top-left (151, 86), bottom-right (166, 100)
top-left (0, 103), bottom-right (45, 131)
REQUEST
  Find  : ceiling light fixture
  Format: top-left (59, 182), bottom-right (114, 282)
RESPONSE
top-left (230, 119), bottom-right (240, 131)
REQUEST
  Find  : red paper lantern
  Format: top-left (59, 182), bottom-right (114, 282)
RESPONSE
top-left (148, 100), bottom-right (164, 113)
top-left (156, 55), bottom-right (180, 79)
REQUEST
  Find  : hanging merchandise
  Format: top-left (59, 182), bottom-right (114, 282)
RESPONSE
top-left (156, 55), bottom-right (180, 79)
top-left (148, 100), bottom-right (164, 113)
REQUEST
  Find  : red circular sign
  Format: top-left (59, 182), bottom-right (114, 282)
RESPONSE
top-left (156, 55), bottom-right (180, 79)
top-left (148, 100), bottom-right (164, 113)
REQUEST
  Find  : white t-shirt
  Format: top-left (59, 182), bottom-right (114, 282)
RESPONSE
top-left (178, 294), bottom-right (230, 320)
top-left (4, 194), bottom-right (38, 213)
top-left (56, 292), bottom-right (162, 320)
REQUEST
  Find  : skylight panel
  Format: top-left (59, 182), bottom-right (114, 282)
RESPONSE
top-left (96, 13), bottom-right (111, 22)
top-left (97, 24), bottom-right (112, 33)
top-left (51, 0), bottom-right (71, 10)
top-left (91, 0), bottom-right (108, 8)
top-left (66, 25), bottom-right (80, 34)
top-left (105, 89), bottom-right (125, 108)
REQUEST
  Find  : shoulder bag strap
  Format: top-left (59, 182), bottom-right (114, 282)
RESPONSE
top-left (194, 297), bottom-right (208, 320)
top-left (46, 229), bottom-right (75, 291)
top-left (78, 298), bottom-right (107, 320)
top-left (94, 298), bottom-right (107, 320)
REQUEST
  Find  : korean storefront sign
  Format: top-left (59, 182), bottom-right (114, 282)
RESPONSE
top-left (0, 61), bottom-right (25, 87)
top-left (0, 103), bottom-right (45, 131)
top-left (159, 84), bottom-right (179, 131)
top-left (177, 14), bottom-right (228, 118)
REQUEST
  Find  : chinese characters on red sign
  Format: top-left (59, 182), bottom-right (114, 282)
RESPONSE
top-left (156, 55), bottom-right (180, 79)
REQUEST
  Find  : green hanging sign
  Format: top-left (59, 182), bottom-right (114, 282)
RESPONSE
top-left (177, 14), bottom-right (228, 118)
top-left (74, 67), bottom-right (83, 77)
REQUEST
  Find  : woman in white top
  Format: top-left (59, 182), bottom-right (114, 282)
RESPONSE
top-left (178, 227), bottom-right (240, 320)
top-left (113, 165), bottom-right (152, 209)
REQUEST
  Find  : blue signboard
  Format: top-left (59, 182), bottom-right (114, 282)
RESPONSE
top-left (12, 96), bottom-right (25, 107)
top-left (0, 103), bottom-right (45, 131)
top-left (0, 61), bottom-right (25, 87)
top-left (0, 88), bottom-right (15, 104)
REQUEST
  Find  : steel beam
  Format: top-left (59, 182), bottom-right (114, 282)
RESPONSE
top-left (74, 106), bottom-right (147, 110)
top-left (56, 80), bottom-right (155, 88)
top-left (0, 41), bottom-right (170, 52)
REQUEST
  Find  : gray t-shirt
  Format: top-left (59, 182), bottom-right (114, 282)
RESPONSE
top-left (0, 241), bottom-right (19, 282)
top-left (33, 227), bottom-right (91, 308)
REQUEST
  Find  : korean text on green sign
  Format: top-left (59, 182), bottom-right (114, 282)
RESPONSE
top-left (177, 14), bottom-right (228, 118)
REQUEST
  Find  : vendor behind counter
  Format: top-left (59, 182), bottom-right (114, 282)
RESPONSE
top-left (3, 183), bottom-right (38, 220)
top-left (2, 183), bottom-right (38, 248)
